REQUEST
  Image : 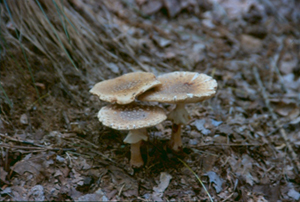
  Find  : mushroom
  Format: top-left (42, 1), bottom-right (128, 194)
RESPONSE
top-left (138, 71), bottom-right (217, 151)
top-left (90, 72), bottom-right (161, 104)
top-left (98, 103), bottom-right (167, 167)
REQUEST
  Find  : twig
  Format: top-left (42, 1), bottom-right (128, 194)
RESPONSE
top-left (0, 143), bottom-right (46, 150)
top-left (62, 111), bottom-right (71, 130)
top-left (0, 142), bottom-right (76, 152)
top-left (268, 37), bottom-right (286, 91)
top-left (207, 143), bottom-right (262, 147)
top-left (253, 67), bottom-right (277, 120)
top-left (253, 66), bottom-right (300, 174)
top-left (221, 192), bottom-right (234, 202)
top-left (0, 134), bottom-right (76, 152)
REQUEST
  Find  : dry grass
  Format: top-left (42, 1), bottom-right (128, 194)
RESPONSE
top-left (1, 0), bottom-right (158, 90)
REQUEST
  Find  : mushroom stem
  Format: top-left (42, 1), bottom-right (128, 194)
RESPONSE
top-left (169, 123), bottom-right (182, 151)
top-left (168, 103), bottom-right (191, 151)
top-left (130, 140), bottom-right (144, 167)
top-left (168, 103), bottom-right (190, 125)
top-left (124, 129), bottom-right (148, 167)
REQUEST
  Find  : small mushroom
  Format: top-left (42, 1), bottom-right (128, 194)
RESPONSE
top-left (98, 103), bottom-right (167, 167)
top-left (139, 71), bottom-right (217, 151)
top-left (90, 72), bottom-right (161, 104)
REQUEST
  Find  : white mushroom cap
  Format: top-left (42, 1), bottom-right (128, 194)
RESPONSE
top-left (90, 72), bottom-right (161, 104)
top-left (97, 103), bottom-right (167, 130)
top-left (138, 71), bottom-right (217, 103)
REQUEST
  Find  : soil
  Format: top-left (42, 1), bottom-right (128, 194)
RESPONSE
top-left (0, 0), bottom-right (300, 201)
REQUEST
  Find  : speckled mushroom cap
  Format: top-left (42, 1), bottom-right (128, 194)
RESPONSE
top-left (98, 103), bottom-right (167, 130)
top-left (138, 71), bottom-right (217, 103)
top-left (90, 72), bottom-right (161, 105)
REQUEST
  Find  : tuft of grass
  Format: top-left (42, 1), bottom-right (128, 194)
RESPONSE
top-left (3, 0), bottom-right (43, 112)
top-left (35, 0), bottom-right (78, 71)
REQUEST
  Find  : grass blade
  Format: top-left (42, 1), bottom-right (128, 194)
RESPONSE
top-left (0, 82), bottom-right (13, 109)
top-left (35, 0), bottom-right (79, 71)
top-left (3, 0), bottom-right (43, 112)
top-left (178, 158), bottom-right (214, 202)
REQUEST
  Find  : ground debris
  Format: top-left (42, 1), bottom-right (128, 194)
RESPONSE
top-left (1, 0), bottom-right (300, 200)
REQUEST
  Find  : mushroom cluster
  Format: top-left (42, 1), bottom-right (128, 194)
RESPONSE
top-left (90, 71), bottom-right (217, 167)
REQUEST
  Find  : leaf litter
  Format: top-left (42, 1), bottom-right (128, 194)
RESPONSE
top-left (0, 0), bottom-right (300, 201)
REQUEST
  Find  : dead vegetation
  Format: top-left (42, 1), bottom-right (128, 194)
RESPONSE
top-left (0, 0), bottom-right (300, 201)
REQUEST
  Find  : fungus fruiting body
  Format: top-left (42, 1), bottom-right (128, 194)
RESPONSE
top-left (90, 72), bottom-right (161, 104)
top-left (98, 103), bottom-right (167, 167)
top-left (139, 71), bottom-right (217, 151)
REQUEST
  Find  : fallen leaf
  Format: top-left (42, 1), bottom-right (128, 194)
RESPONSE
top-left (213, 0), bottom-right (263, 20)
top-left (0, 187), bottom-right (12, 195)
top-left (274, 103), bottom-right (298, 117)
top-left (0, 167), bottom-right (8, 183)
top-left (282, 73), bottom-right (300, 91)
top-left (211, 119), bottom-right (223, 127)
top-left (205, 171), bottom-right (223, 193)
top-left (229, 154), bottom-right (257, 186)
top-left (109, 165), bottom-right (138, 197)
top-left (27, 185), bottom-right (45, 201)
top-left (151, 35), bottom-right (172, 48)
top-left (152, 172), bottom-right (172, 201)
top-left (163, 0), bottom-right (182, 17)
top-left (240, 34), bottom-right (262, 53)
top-left (290, 116), bottom-right (300, 124)
top-left (140, 0), bottom-right (163, 15)
top-left (75, 189), bottom-right (109, 202)
top-left (194, 119), bottom-right (211, 135)
top-left (288, 189), bottom-right (300, 200)
top-left (11, 186), bottom-right (28, 201)
top-left (279, 53), bottom-right (297, 75)
top-left (13, 158), bottom-right (42, 176)
top-left (217, 124), bottom-right (233, 135)
top-left (107, 63), bottom-right (120, 74)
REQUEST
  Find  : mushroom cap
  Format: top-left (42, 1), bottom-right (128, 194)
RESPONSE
top-left (90, 72), bottom-right (161, 104)
top-left (98, 103), bottom-right (167, 130)
top-left (138, 71), bottom-right (217, 103)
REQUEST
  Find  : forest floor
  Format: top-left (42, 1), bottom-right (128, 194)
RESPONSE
top-left (0, 0), bottom-right (300, 201)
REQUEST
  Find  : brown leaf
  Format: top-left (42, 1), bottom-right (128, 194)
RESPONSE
top-left (279, 53), bottom-right (298, 75)
top-left (11, 186), bottom-right (28, 201)
top-left (163, 0), bottom-right (182, 17)
top-left (240, 34), bottom-right (262, 53)
top-left (141, 0), bottom-right (163, 15)
top-left (152, 172), bottom-right (172, 201)
top-left (75, 189), bottom-right (108, 202)
top-left (27, 185), bottom-right (45, 201)
top-left (0, 167), bottom-right (8, 184)
top-left (109, 166), bottom-right (138, 197)
top-left (217, 124), bottom-right (233, 135)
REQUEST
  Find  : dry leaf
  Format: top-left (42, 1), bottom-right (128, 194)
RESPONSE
top-left (205, 171), bottom-right (223, 193)
top-left (27, 185), bottom-right (45, 201)
top-left (152, 172), bottom-right (172, 201)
